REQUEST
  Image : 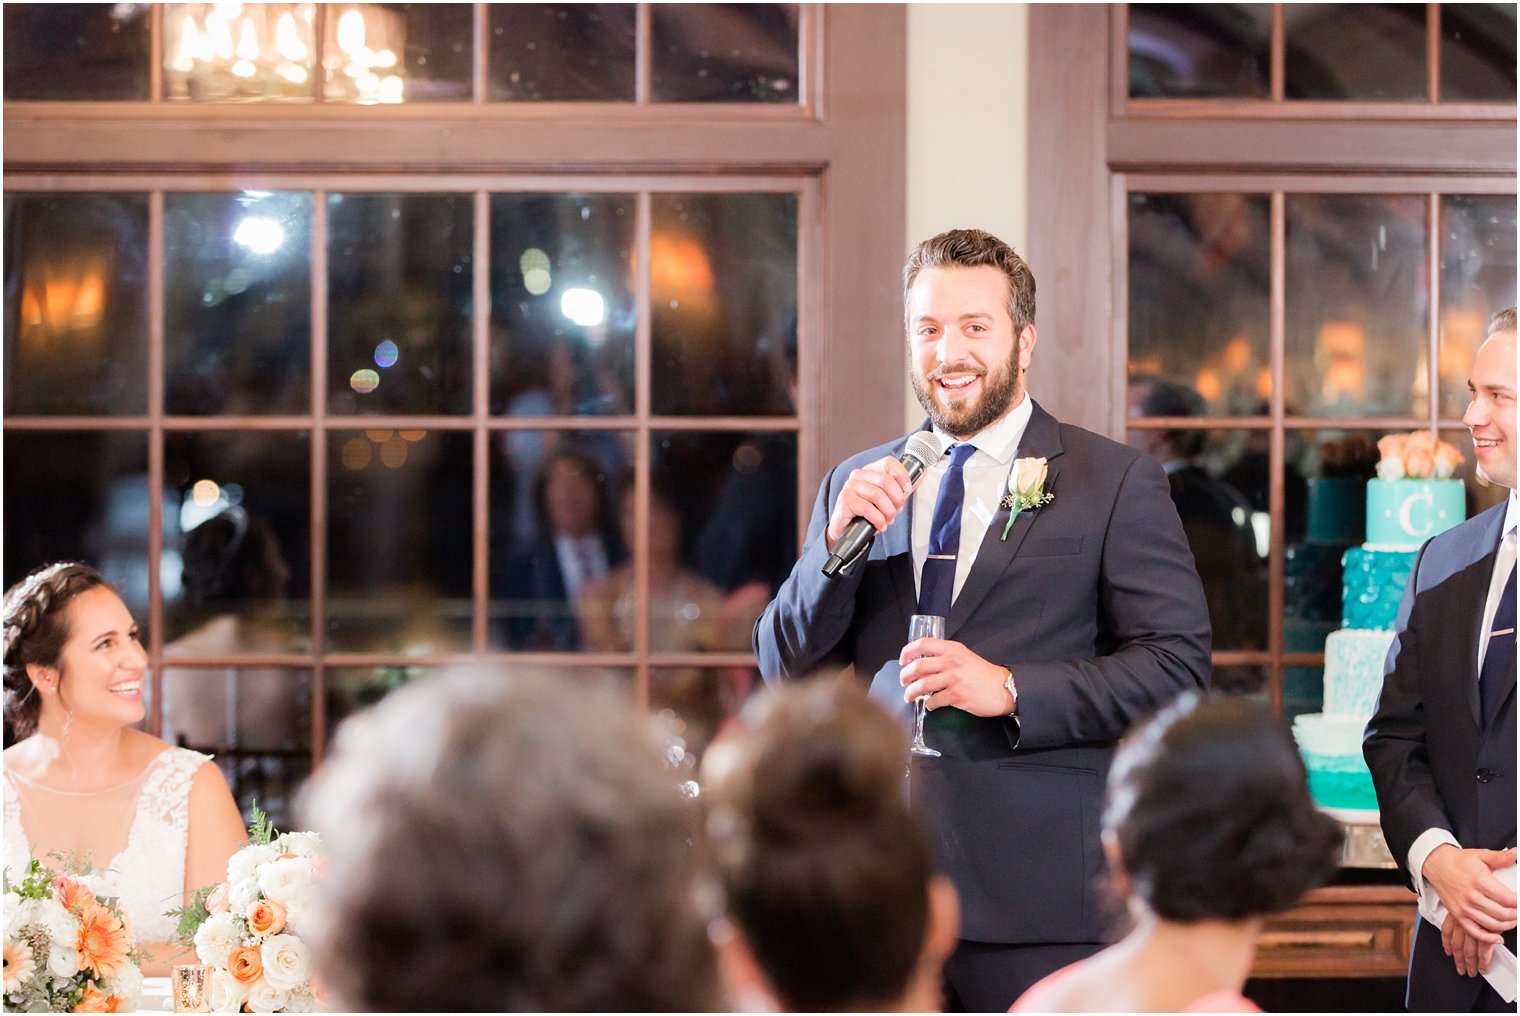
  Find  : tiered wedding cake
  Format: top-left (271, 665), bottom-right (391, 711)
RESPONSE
top-left (1293, 433), bottom-right (1466, 812)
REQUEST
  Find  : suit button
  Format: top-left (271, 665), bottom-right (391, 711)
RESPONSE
top-left (1477, 769), bottom-right (1493, 783)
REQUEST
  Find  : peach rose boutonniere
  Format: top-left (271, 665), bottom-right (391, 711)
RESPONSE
top-left (1000, 456), bottom-right (1054, 540)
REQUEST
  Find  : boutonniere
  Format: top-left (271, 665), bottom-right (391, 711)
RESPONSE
top-left (1000, 457), bottom-right (1053, 540)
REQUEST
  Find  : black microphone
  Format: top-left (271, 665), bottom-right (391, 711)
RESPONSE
top-left (822, 431), bottom-right (949, 577)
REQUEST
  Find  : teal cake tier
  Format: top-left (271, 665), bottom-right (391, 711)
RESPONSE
top-left (1293, 714), bottom-right (1380, 811)
top-left (1323, 628), bottom-right (1396, 718)
top-left (1306, 477), bottom-right (1365, 545)
top-left (1366, 479), bottom-right (1465, 549)
top-left (1341, 547), bottom-right (1417, 629)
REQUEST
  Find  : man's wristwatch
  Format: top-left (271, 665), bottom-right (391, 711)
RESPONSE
top-left (1002, 667), bottom-right (1018, 716)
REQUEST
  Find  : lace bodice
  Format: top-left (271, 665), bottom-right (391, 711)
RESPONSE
top-left (4, 746), bottom-right (210, 945)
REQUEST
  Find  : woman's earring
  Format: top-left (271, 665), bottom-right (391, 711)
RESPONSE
top-left (61, 707), bottom-right (74, 740)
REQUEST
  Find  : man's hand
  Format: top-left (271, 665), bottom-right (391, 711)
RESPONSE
top-left (1423, 844), bottom-right (1518, 957)
top-left (826, 455), bottom-right (917, 550)
top-left (1443, 916), bottom-right (1496, 977)
top-left (899, 638), bottom-right (1013, 718)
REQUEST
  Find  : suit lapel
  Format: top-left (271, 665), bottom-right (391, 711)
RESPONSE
top-left (947, 401), bottom-right (1064, 641)
top-left (1459, 508), bottom-right (1507, 728)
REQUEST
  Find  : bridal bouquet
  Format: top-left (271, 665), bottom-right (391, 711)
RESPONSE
top-left (177, 808), bottom-right (322, 1013)
top-left (3, 857), bottom-right (144, 1012)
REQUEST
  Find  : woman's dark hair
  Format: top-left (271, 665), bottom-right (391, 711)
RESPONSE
top-left (707, 680), bottom-right (933, 1011)
top-left (1104, 692), bottom-right (1342, 923)
top-left (180, 507), bottom-right (287, 608)
top-left (3, 562), bottom-right (107, 742)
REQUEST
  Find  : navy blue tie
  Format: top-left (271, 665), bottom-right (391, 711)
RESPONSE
top-left (918, 443), bottom-right (977, 618)
top-left (1479, 557), bottom-right (1515, 726)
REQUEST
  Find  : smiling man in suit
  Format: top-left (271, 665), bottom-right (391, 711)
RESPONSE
top-left (754, 229), bottom-right (1211, 1010)
top-left (1365, 306), bottom-right (1519, 1012)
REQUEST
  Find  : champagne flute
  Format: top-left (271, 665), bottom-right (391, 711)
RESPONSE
top-left (907, 613), bottom-right (944, 757)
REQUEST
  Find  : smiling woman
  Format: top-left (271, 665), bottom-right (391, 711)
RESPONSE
top-left (2, 562), bottom-right (247, 976)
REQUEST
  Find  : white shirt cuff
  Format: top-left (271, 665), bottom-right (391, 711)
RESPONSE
top-left (1408, 827), bottom-right (1462, 899)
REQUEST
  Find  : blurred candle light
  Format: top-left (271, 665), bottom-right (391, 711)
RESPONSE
top-left (275, 12), bottom-right (306, 61)
top-left (337, 10), bottom-right (367, 53)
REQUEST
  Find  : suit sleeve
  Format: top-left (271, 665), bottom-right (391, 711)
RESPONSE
top-left (753, 466), bottom-right (861, 682)
top-left (1009, 453), bottom-right (1213, 750)
top-left (1363, 542), bottom-right (1455, 890)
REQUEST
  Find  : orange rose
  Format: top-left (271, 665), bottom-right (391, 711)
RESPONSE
top-left (228, 945), bottom-right (264, 985)
top-left (75, 902), bottom-right (130, 980)
top-left (1434, 441), bottom-right (1465, 478)
top-left (1407, 430), bottom-right (1439, 454)
top-left (206, 881), bottom-right (231, 915)
top-left (72, 983), bottom-right (123, 1013)
top-left (246, 898), bottom-right (287, 937)
top-left (1377, 434), bottom-right (1409, 464)
top-left (1405, 446), bottom-right (1436, 478)
top-left (52, 876), bottom-right (97, 913)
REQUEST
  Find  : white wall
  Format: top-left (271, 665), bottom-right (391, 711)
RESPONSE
top-left (904, 4), bottom-right (1030, 429)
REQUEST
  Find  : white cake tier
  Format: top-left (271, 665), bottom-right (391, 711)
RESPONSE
top-left (1323, 628), bottom-right (1396, 719)
top-left (1292, 713), bottom-right (1367, 757)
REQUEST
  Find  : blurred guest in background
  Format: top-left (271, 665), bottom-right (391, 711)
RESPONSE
top-left (1011, 693), bottom-right (1341, 1012)
top-left (301, 669), bottom-right (721, 1012)
top-left (702, 679), bottom-right (960, 1012)
top-left (3, 561), bottom-right (246, 975)
top-left (499, 447), bottom-right (625, 650)
top-left (1365, 307), bottom-right (1519, 1012)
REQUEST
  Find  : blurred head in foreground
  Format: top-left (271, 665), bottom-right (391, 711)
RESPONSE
top-left (1012, 693), bottom-right (1341, 1012)
top-left (301, 670), bottom-right (721, 1012)
top-left (702, 679), bottom-right (959, 1012)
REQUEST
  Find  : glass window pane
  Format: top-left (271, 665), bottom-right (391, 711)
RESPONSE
top-left (1211, 664), bottom-right (1270, 701)
top-left (652, 665), bottom-right (759, 772)
top-left (163, 4), bottom-right (317, 101)
top-left (326, 665), bottom-right (437, 740)
top-left (1440, 4), bottom-right (1518, 102)
top-left (490, 193), bottom-right (636, 416)
top-left (1286, 194), bottom-right (1429, 418)
top-left (328, 193), bottom-right (473, 415)
top-left (488, 4), bottom-right (635, 102)
top-left (165, 192), bottom-right (312, 415)
top-left (5, 193), bottom-right (149, 416)
top-left (651, 193), bottom-right (798, 416)
top-left (328, 429), bottom-right (473, 651)
top-left (651, 3), bottom-right (799, 103)
top-left (1128, 193), bottom-right (1270, 417)
top-left (324, 3), bottom-right (473, 103)
top-left (1126, 4), bottom-right (1271, 99)
top-left (1123, 425), bottom-right (1269, 651)
top-left (4, 4), bottom-right (151, 101)
top-left (3, 431), bottom-right (153, 623)
top-left (162, 432), bottom-right (311, 653)
top-left (1284, 4), bottom-right (1428, 101)
top-left (489, 432), bottom-right (633, 651)
top-left (1440, 194), bottom-right (1518, 418)
top-left (161, 668), bottom-right (311, 829)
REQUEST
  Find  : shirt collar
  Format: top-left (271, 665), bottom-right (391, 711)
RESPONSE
top-left (1505, 489), bottom-right (1518, 537)
top-left (931, 391), bottom-right (1033, 466)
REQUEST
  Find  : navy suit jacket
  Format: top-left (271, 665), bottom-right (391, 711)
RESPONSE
top-left (1365, 499), bottom-right (1517, 1011)
top-left (755, 401), bottom-right (1212, 944)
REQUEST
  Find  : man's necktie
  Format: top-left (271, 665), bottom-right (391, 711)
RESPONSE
top-left (918, 443), bottom-right (977, 619)
top-left (1479, 533), bottom-right (1516, 726)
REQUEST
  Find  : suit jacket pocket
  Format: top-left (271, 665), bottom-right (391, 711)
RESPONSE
top-left (1019, 536), bottom-right (1083, 557)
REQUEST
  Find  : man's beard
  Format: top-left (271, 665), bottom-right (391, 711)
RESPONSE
top-left (911, 353), bottom-right (1022, 438)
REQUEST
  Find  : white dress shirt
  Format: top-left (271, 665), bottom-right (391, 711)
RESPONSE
top-left (911, 393), bottom-right (1034, 601)
top-left (555, 534), bottom-right (609, 605)
top-left (1407, 490), bottom-right (1519, 946)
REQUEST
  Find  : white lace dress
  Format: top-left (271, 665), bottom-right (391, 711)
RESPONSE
top-left (3, 746), bottom-right (210, 945)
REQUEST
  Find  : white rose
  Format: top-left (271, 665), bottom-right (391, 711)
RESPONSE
top-left (80, 869), bottom-right (119, 901)
top-left (280, 897), bottom-right (314, 940)
top-left (2, 892), bottom-right (24, 937)
top-left (1376, 458), bottom-right (1406, 482)
top-left (282, 986), bottom-right (316, 1013)
top-left (230, 877), bottom-right (263, 916)
top-left (194, 911), bottom-right (245, 969)
top-left (247, 978), bottom-right (290, 1013)
top-left (38, 897), bottom-right (77, 944)
top-left (257, 857), bottom-right (314, 907)
top-left (228, 844), bottom-right (279, 886)
top-left (209, 969), bottom-right (251, 1014)
top-left (106, 961), bottom-right (143, 1009)
top-left (47, 942), bottom-right (80, 978)
top-left (276, 831), bottom-right (321, 858)
top-left (259, 934), bottom-right (311, 992)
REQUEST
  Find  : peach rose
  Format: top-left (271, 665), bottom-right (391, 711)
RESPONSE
top-left (1405, 446), bottom-right (1436, 479)
top-left (1010, 456), bottom-right (1049, 496)
top-left (1434, 441), bottom-right (1464, 479)
top-left (1377, 433), bottom-right (1409, 464)
top-left (227, 945), bottom-right (264, 985)
top-left (205, 882), bottom-right (231, 915)
top-left (71, 982), bottom-right (123, 1013)
top-left (246, 898), bottom-right (287, 937)
top-left (1407, 430), bottom-right (1439, 454)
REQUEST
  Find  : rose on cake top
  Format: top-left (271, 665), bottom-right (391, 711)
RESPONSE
top-left (1375, 431), bottom-right (1465, 482)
